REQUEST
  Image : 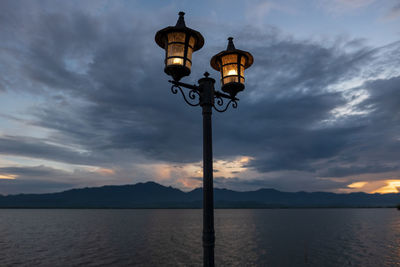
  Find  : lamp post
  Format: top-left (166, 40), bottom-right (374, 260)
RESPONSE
top-left (155, 12), bottom-right (253, 267)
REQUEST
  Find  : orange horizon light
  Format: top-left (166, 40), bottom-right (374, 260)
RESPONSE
top-left (372, 180), bottom-right (400, 194)
top-left (0, 173), bottom-right (18, 180)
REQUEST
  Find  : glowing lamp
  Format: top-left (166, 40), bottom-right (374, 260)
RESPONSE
top-left (155, 12), bottom-right (204, 81)
top-left (210, 37), bottom-right (253, 98)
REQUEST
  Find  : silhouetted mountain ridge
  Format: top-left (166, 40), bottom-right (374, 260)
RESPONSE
top-left (1, 181), bottom-right (399, 208)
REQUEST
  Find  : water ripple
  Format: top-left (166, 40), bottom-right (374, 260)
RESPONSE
top-left (0, 209), bottom-right (399, 266)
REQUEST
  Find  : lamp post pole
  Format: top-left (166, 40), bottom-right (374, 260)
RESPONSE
top-left (169, 74), bottom-right (238, 267)
top-left (155, 12), bottom-right (253, 267)
top-left (199, 74), bottom-right (216, 266)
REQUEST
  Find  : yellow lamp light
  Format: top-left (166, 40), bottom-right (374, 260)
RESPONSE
top-left (155, 12), bottom-right (204, 81)
top-left (210, 37), bottom-right (253, 98)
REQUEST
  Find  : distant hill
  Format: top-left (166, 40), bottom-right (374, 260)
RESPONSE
top-left (0, 181), bottom-right (399, 208)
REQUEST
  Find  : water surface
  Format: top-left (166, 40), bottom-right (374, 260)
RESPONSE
top-left (0, 209), bottom-right (399, 266)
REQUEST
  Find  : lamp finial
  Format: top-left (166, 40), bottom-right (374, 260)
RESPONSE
top-left (227, 37), bottom-right (235, 51)
top-left (176, 11), bottom-right (186, 28)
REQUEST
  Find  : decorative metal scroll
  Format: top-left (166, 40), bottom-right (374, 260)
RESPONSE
top-left (213, 95), bottom-right (238, 113)
top-left (169, 81), bottom-right (238, 112)
top-left (171, 84), bottom-right (201, 107)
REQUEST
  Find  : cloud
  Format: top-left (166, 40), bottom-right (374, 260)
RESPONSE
top-left (0, 165), bottom-right (70, 177)
top-left (24, 23), bottom-right (377, 175)
top-left (319, 165), bottom-right (400, 178)
top-left (245, 1), bottom-right (284, 26)
top-left (385, 2), bottom-right (400, 19)
top-left (0, 165), bottom-right (76, 194)
top-left (0, 1), bottom-right (399, 194)
top-left (0, 135), bottom-right (100, 166)
top-left (318, 0), bottom-right (375, 14)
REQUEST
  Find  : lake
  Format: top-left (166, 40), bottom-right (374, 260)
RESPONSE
top-left (0, 209), bottom-right (399, 266)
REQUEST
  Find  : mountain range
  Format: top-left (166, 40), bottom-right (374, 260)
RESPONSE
top-left (1, 181), bottom-right (399, 208)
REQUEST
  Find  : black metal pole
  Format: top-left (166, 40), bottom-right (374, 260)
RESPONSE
top-left (198, 74), bottom-right (215, 267)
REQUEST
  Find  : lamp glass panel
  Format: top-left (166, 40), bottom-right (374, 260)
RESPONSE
top-left (189, 36), bottom-right (195, 48)
top-left (221, 54), bottom-right (237, 65)
top-left (223, 76), bottom-right (239, 85)
top-left (222, 64), bottom-right (238, 77)
top-left (167, 58), bottom-right (184, 65)
top-left (182, 46), bottom-right (192, 69)
top-left (240, 65), bottom-right (245, 78)
top-left (167, 43), bottom-right (185, 58)
top-left (240, 56), bottom-right (246, 65)
top-left (167, 32), bottom-right (186, 43)
top-left (187, 46), bottom-right (193, 61)
top-left (167, 43), bottom-right (185, 66)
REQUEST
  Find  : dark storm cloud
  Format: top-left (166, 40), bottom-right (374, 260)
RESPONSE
top-left (0, 165), bottom-right (66, 177)
top-left (209, 34), bottom-right (400, 177)
top-left (1, 4), bottom-right (204, 163)
top-left (0, 1), bottom-right (399, 193)
top-left (358, 76), bottom-right (400, 119)
top-left (243, 126), bottom-right (363, 172)
top-left (19, 11), bottom-right (376, 169)
top-left (238, 31), bottom-right (373, 96)
top-left (207, 33), bottom-right (376, 173)
top-left (0, 136), bottom-right (99, 165)
top-left (211, 87), bottom-right (362, 172)
top-left (319, 164), bottom-right (399, 178)
top-left (310, 75), bottom-right (400, 178)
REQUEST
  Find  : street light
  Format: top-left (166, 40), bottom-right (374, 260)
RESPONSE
top-left (155, 11), bottom-right (204, 81)
top-left (210, 37), bottom-right (254, 99)
top-left (155, 12), bottom-right (253, 267)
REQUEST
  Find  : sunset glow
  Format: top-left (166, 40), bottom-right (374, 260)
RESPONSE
top-left (95, 168), bottom-right (115, 175)
top-left (0, 173), bottom-right (17, 180)
top-left (340, 179), bottom-right (400, 194)
top-left (373, 180), bottom-right (400, 194)
top-left (347, 181), bottom-right (367, 188)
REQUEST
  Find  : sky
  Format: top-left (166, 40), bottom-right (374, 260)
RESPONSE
top-left (0, 0), bottom-right (399, 195)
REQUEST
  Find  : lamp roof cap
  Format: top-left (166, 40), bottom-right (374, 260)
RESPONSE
top-left (154, 11), bottom-right (204, 51)
top-left (210, 37), bottom-right (254, 71)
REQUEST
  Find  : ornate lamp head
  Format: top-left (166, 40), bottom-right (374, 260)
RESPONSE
top-left (155, 12), bottom-right (204, 81)
top-left (210, 37), bottom-right (253, 98)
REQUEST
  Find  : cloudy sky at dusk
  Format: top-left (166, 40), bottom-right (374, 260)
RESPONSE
top-left (0, 0), bottom-right (399, 195)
